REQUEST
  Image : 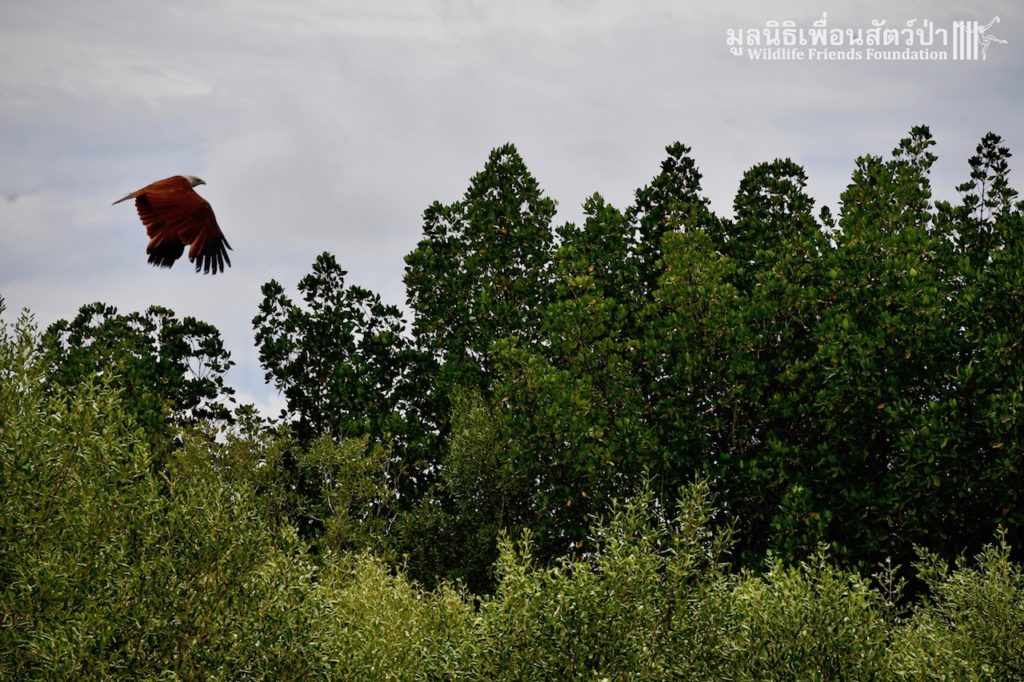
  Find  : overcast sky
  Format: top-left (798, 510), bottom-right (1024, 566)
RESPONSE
top-left (2, 0), bottom-right (1021, 416)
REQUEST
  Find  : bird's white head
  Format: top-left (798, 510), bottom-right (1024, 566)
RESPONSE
top-left (184, 175), bottom-right (206, 187)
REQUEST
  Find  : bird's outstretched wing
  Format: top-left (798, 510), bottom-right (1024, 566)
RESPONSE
top-left (134, 178), bottom-right (232, 274)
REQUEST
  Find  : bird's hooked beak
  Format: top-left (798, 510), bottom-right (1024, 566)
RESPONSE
top-left (185, 175), bottom-right (206, 188)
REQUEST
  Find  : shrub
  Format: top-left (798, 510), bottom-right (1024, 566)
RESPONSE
top-left (0, 310), bottom-right (332, 679)
top-left (890, 536), bottom-right (1024, 679)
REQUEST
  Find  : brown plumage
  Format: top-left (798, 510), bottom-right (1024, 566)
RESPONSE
top-left (113, 175), bottom-right (232, 275)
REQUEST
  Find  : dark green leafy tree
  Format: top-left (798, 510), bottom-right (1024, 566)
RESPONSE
top-left (254, 253), bottom-right (413, 446)
top-left (478, 143), bottom-right (722, 561)
top-left (717, 158), bottom-right (823, 275)
top-left (39, 302), bottom-right (234, 449)
top-left (798, 127), bottom-right (959, 567)
top-left (393, 388), bottom-right (515, 591)
top-left (642, 229), bottom-right (746, 490)
top-left (252, 253), bottom-right (431, 537)
top-left (488, 195), bottom-right (656, 559)
top-left (639, 154), bottom-right (831, 562)
top-left (256, 130), bottom-right (1021, 587)
top-left (725, 128), bottom-right (1019, 569)
top-left (954, 132), bottom-right (1020, 261)
top-left (930, 133), bottom-right (1024, 557)
top-left (403, 142), bottom-right (557, 394)
top-left (393, 145), bottom-right (560, 582)
top-left (557, 194), bottom-right (637, 302)
top-left (627, 142), bottom-right (718, 297)
top-left (632, 127), bottom-right (1023, 572)
top-left (690, 158), bottom-right (828, 561)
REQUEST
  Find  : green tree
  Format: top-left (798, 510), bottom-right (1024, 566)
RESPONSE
top-left (472, 145), bottom-right (723, 566)
top-left (403, 142), bottom-right (556, 394)
top-left (6, 294), bottom-right (1024, 678)
top-left (801, 127), bottom-right (968, 568)
top-left (259, 129), bottom-right (1022, 586)
top-left (392, 144), bottom-right (559, 584)
top-left (253, 253), bottom-right (413, 446)
top-left (487, 194), bottom-right (655, 560)
top-left (0, 305), bottom-right (333, 679)
top-left (627, 141), bottom-right (718, 297)
top-left (393, 388), bottom-right (514, 591)
top-left (38, 301), bottom-right (234, 450)
top-left (636, 127), bottom-right (1023, 572)
top-left (252, 253), bottom-right (427, 545)
top-left (926, 133), bottom-right (1024, 560)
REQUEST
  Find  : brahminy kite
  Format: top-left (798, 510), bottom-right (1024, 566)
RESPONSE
top-left (113, 175), bottom-right (232, 274)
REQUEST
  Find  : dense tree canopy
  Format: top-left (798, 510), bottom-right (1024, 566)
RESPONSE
top-left (3, 126), bottom-right (1024, 675)
top-left (3, 308), bottom-right (1022, 677)
top-left (38, 302), bottom-right (235, 451)
top-left (18, 128), bottom-right (1023, 588)
top-left (244, 127), bottom-right (1024, 586)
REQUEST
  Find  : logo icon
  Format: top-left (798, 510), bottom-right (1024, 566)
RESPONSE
top-left (953, 16), bottom-right (1006, 60)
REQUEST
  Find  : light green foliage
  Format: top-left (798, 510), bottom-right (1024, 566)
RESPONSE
top-left (178, 425), bottom-right (395, 554)
top-left (728, 554), bottom-right (892, 680)
top-left (891, 537), bottom-right (1024, 679)
top-left (2, 304), bottom-right (1022, 679)
top-left (464, 482), bottom-right (737, 680)
top-left (315, 554), bottom-right (472, 680)
top-left (459, 484), bottom-right (1023, 681)
top-left (0, 308), bottom-right (329, 678)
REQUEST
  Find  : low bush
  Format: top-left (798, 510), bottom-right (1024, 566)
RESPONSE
top-left (2, 307), bottom-right (1022, 680)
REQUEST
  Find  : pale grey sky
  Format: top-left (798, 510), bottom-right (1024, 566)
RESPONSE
top-left (2, 0), bottom-right (1021, 415)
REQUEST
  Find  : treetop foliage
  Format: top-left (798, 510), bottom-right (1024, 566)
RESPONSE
top-left (3, 315), bottom-right (1022, 677)
top-left (244, 126), bottom-right (1024, 588)
top-left (4, 125), bottom-right (1024, 675)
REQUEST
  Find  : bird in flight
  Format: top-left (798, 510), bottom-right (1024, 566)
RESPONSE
top-left (113, 175), bottom-right (232, 274)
